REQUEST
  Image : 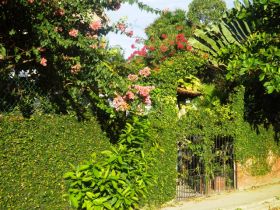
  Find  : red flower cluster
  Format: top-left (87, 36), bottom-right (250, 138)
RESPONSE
top-left (175, 33), bottom-right (191, 51)
top-left (161, 34), bottom-right (168, 39)
top-left (176, 33), bottom-right (187, 42)
top-left (146, 45), bottom-right (155, 51)
top-left (177, 42), bottom-right (184, 50)
top-left (127, 46), bottom-right (147, 60)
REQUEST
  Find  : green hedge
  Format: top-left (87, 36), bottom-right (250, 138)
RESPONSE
top-left (145, 98), bottom-right (179, 206)
top-left (0, 114), bottom-right (110, 209)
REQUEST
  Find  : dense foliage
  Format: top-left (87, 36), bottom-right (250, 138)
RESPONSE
top-left (0, 0), bottom-right (159, 120)
top-left (1, 0), bottom-right (280, 209)
top-left (0, 114), bottom-right (110, 209)
top-left (0, 0), bottom-right (116, 115)
top-left (190, 0), bottom-right (280, 140)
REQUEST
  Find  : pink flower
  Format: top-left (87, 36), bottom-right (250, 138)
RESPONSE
top-left (186, 45), bottom-right (192, 51)
top-left (127, 74), bottom-right (138, 82)
top-left (161, 34), bottom-right (167, 39)
top-left (126, 91), bottom-right (135, 100)
top-left (126, 30), bottom-right (133, 37)
top-left (40, 57), bottom-right (47, 66)
top-left (139, 67), bottom-right (151, 77)
top-left (131, 44), bottom-right (136, 49)
top-left (69, 29), bottom-right (78, 37)
top-left (117, 23), bottom-right (126, 32)
top-left (89, 20), bottom-right (102, 31)
top-left (160, 45), bottom-right (168, 53)
top-left (28, 0), bottom-right (34, 3)
top-left (113, 95), bottom-right (129, 111)
top-left (138, 46), bottom-right (147, 56)
top-left (177, 42), bottom-right (184, 50)
top-left (134, 85), bottom-right (155, 97)
top-left (143, 96), bottom-right (152, 105)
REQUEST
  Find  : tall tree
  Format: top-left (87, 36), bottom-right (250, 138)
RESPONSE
top-left (187, 0), bottom-right (227, 25)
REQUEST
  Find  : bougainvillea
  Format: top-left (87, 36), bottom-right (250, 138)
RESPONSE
top-left (112, 66), bottom-right (155, 115)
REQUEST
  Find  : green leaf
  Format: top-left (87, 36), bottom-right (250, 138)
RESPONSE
top-left (9, 29), bottom-right (16, 36)
top-left (70, 194), bottom-right (79, 208)
top-left (63, 172), bottom-right (75, 179)
top-left (92, 197), bottom-right (109, 205)
top-left (78, 164), bottom-right (90, 171)
top-left (82, 177), bottom-right (93, 182)
top-left (86, 192), bottom-right (95, 199)
top-left (93, 168), bottom-right (101, 178)
top-left (15, 54), bottom-right (21, 63)
top-left (101, 150), bottom-right (113, 156)
top-left (259, 73), bottom-right (265, 81)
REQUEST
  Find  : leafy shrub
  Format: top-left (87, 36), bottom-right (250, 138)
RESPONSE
top-left (149, 51), bottom-right (206, 97)
top-left (64, 117), bottom-right (155, 210)
top-left (0, 114), bottom-right (110, 209)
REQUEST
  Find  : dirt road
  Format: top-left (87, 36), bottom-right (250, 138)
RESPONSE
top-left (161, 183), bottom-right (280, 210)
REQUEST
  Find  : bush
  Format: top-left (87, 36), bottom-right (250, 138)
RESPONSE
top-left (64, 117), bottom-right (155, 210)
top-left (0, 114), bottom-right (110, 209)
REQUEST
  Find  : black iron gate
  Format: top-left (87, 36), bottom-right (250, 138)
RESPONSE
top-left (176, 135), bottom-right (236, 200)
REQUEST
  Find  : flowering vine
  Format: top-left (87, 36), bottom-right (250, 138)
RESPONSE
top-left (112, 66), bottom-right (155, 115)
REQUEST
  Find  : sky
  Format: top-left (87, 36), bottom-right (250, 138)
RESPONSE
top-left (107, 0), bottom-right (235, 58)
